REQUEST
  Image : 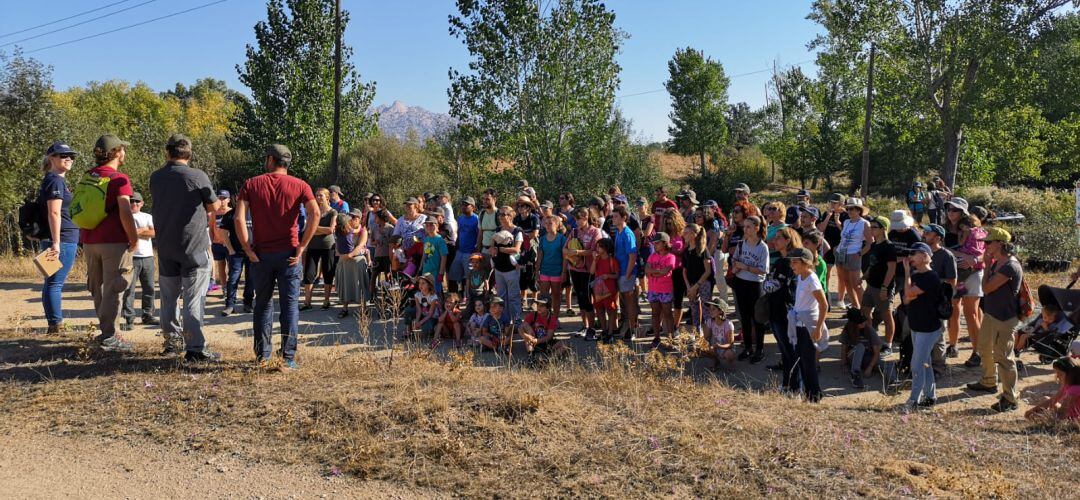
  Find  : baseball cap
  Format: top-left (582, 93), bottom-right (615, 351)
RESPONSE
top-left (612, 194), bottom-right (628, 204)
top-left (217, 189), bottom-right (231, 199)
top-left (349, 208), bottom-right (363, 217)
top-left (265, 143), bottom-right (292, 162)
top-left (423, 212), bottom-right (441, 222)
top-left (911, 242), bottom-right (933, 256)
top-left (828, 193), bottom-right (844, 203)
top-left (796, 189), bottom-right (810, 197)
top-left (166, 133), bottom-right (191, 148)
top-left (489, 296), bottom-right (504, 305)
top-left (45, 141), bottom-right (76, 156)
top-left (786, 247), bottom-right (814, 263)
top-left (871, 216), bottom-right (890, 232)
top-left (403, 197), bottom-right (420, 205)
top-left (732, 183), bottom-right (750, 193)
top-left (651, 231), bottom-right (671, 244)
top-left (799, 205), bottom-right (820, 219)
top-left (539, 200), bottom-right (554, 209)
top-left (704, 199), bottom-right (719, 208)
top-left (922, 224), bottom-right (946, 239)
top-left (95, 134), bottom-right (130, 151)
top-left (984, 227), bottom-right (1012, 243)
top-left (636, 196), bottom-right (648, 206)
top-left (329, 185), bottom-right (344, 195)
top-left (461, 196), bottom-right (476, 206)
top-left (130, 192), bottom-right (143, 202)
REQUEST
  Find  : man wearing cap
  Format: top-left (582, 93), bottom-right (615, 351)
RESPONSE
top-left (328, 185), bottom-right (350, 214)
top-left (235, 144), bottom-right (320, 370)
top-left (82, 134), bottom-right (139, 352)
top-left (732, 183), bottom-right (751, 202)
top-left (678, 189), bottom-right (698, 222)
top-left (786, 189), bottom-right (811, 225)
top-left (120, 191), bottom-right (158, 332)
top-left (449, 196), bottom-right (480, 294)
top-left (966, 227), bottom-right (1023, 412)
top-left (149, 134), bottom-right (221, 361)
top-left (923, 223), bottom-right (958, 369)
top-left (907, 182), bottom-right (928, 223)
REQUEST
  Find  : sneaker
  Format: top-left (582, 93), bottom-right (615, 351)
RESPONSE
top-left (917, 398), bottom-right (936, 408)
top-left (964, 352), bottom-right (982, 368)
top-left (945, 345), bottom-right (959, 358)
top-left (851, 375), bottom-right (866, 389)
top-left (584, 329), bottom-right (597, 342)
top-left (141, 315), bottom-right (159, 325)
top-left (282, 359), bottom-right (299, 371)
top-left (880, 345), bottom-right (893, 357)
top-left (98, 335), bottom-right (134, 353)
top-left (119, 320), bottom-right (134, 332)
top-left (749, 351), bottom-right (765, 364)
top-left (990, 398), bottom-right (1018, 412)
top-left (965, 382), bottom-right (997, 393)
top-left (243, 305), bottom-right (254, 313)
top-left (184, 350), bottom-right (221, 363)
top-left (221, 307), bottom-right (234, 317)
top-left (299, 304), bottom-right (312, 311)
top-left (623, 328), bottom-right (635, 341)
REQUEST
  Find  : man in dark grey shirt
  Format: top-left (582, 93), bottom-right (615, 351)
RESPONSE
top-left (149, 134), bottom-right (220, 362)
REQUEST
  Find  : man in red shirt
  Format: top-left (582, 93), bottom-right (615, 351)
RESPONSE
top-left (234, 144), bottom-right (320, 370)
top-left (82, 134), bottom-right (139, 352)
top-left (651, 186), bottom-right (678, 230)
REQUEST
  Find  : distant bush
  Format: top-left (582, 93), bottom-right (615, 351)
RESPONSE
top-left (685, 147), bottom-right (771, 209)
top-left (957, 185), bottom-right (1072, 221)
top-left (339, 136), bottom-right (447, 207)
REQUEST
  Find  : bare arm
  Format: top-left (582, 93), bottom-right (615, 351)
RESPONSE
top-left (46, 199), bottom-right (62, 252)
top-left (811, 289), bottom-right (828, 341)
top-left (117, 196), bottom-right (138, 250)
top-left (294, 199), bottom-right (321, 266)
top-left (235, 201), bottom-right (258, 263)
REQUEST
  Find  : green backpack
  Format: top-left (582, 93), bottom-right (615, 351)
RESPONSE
top-left (70, 171), bottom-right (117, 230)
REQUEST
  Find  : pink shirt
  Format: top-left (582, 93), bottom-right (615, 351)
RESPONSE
top-left (1053, 384), bottom-right (1080, 420)
top-left (647, 252), bottom-right (676, 294)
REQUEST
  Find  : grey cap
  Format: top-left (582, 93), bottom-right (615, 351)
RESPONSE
top-left (651, 231), bottom-right (671, 244)
top-left (539, 200), bottom-right (554, 209)
top-left (489, 296), bottom-right (504, 305)
top-left (732, 183), bottom-right (750, 193)
top-left (265, 144), bottom-right (292, 162)
top-left (95, 134), bottom-right (130, 151)
top-left (787, 247), bottom-right (814, 262)
top-left (165, 133), bottom-right (191, 148)
top-left (349, 208), bottom-right (363, 217)
top-left (329, 185), bottom-right (343, 195)
top-left (131, 192), bottom-right (143, 202)
top-left (461, 196), bottom-right (476, 206)
top-left (945, 197), bottom-right (969, 215)
top-left (403, 197), bottom-right (420, 205)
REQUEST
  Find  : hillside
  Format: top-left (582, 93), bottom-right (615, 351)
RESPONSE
top-left (374, 100), bottom-right (455, 142)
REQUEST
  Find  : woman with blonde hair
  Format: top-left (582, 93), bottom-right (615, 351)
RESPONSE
top-left (681, 223), bottom-right (713, 335)
top-left (37, 142), bottom-right (81, 333)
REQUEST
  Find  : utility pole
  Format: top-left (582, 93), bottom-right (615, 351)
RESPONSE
top-left (330, 0), bottom-right (343, 183)
top-left (859, 43), bottom-right (875, 199)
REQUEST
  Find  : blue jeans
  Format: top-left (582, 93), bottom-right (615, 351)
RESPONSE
top-left (908, 328), bottom-right (942, 405)
top-left (226, 253), bottom-right (254, 309)
top-left (494, 268), bottom-right (522, 324)
top-left (41, 241), bottom-right (78, 326)
top-left (252, 251), bottom-right (301, 361)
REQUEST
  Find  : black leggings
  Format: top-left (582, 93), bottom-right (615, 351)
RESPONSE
top-left (732, 277), bottom-right (764, 353)
top-left (303, 248), bottom-right (335, 285)
top-left (570, 270), bottom-right (593, 313)
top-left (672, 268), bottom-right (686, 309)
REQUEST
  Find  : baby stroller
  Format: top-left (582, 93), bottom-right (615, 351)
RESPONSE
top-left (1021, 282), bottom-right (1080, 363)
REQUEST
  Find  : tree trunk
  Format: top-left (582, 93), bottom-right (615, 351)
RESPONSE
top-left (699, 149), bottom-right (707, 176)
top-left (859, 44), bottom-right (875, 199)
top-left (942, 124), bottom-right (963, 189)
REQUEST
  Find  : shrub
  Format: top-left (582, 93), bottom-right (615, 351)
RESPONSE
top-left (338, 136), bottom-right (447, 208)
top-left (1013, 212), bottom-right (1080, 262)
top-left (957, 185), bottom-right (1072, 221)
top-left (685, 147), bottom-right (770, 209)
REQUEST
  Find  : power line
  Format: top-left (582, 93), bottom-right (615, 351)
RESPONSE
top-left (615, 58), bottom-right (816, 99)
top-left (0, 0), bottom-right (133, 39)
top-left (24, 0), bottom-right (230, 55)
top-left (2, 0), bottom-right (159, 49)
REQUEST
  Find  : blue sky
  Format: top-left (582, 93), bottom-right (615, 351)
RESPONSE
top-left (2, 0), bottom-right (822, 142)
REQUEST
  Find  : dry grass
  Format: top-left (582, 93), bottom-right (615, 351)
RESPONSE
top-left (0, 328), bottom-right (1077, 498)
top-left (0, 252), bottom-right (87, 282)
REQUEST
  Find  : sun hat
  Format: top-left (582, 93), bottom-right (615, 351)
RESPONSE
top-left (418, 273), bottom-right (435, 287)
top-left (844, 197), bottom-right (869, 214)
top-left (521, 186), bottom-right (537, 198)
top-left (984, 227), bottom-right (1012, 243)
top-left (944, 197), bottom-right (969, 215)
top-left (889, 210), bottom-right (915, 231)
top-left (516, 195), bottom-right (536, 208)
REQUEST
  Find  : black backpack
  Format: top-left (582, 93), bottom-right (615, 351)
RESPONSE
top-left (18, 197), bottom-right (48, 240)
top-left (937, 282), bottom-right (955, 320)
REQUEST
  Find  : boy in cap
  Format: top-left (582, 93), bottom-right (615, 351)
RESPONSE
top-left (420, 213), bottom-right (448, 295)
top-left (328, 185), bottom-right (349, 213)
top-left (81, 134), bottom-right (139, 352)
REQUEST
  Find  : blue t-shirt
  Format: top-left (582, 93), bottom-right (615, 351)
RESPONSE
top-left (330, 199), bottom-right (350, 214)
top-left (538, 233), bottom-right (566, 277)
top-left (422, 234), bottom-right (448, 276)
top-left (456, 213), bottom-right (480, 253)
top-left (38, 172), bottom-right (79, 244)
top-left (560, 208), bottom-right (577, 231)
top-left (614, 225), bottom-right (637, 276)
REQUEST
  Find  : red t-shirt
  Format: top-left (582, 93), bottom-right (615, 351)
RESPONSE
top-left (81, 166), bottom-right (134, 245)
top-left (237, 173), bottom-right (314, 253)
top-left (524, 311), bottom-right (558, 335)
top-left (651, 198), bottom-right (678, 229)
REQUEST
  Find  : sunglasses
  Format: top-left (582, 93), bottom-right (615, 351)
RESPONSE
top-left (54, 154), bottom-right (76, 160)
top-left (870, 225), bottom-right (883, 229)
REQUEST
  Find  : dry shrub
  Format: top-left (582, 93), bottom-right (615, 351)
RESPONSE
top-left (0, 328), bottom-right (1076, 498)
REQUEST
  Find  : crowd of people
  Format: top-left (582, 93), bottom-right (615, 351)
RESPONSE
top-left (29, 134), bottom-right (1080, 419)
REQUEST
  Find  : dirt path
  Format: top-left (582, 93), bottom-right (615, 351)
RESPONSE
top-left (0, 430), bottom-right (436, 499)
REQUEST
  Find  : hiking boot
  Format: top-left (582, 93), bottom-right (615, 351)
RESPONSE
top-left (184, 350), bottom-right (221, 363)
top-left (46, 323), bottom-right (64, 334)
top-left (749, 351), bottom-right (765, 364)
top-left (119, 320), bottom-right (134, 332)
top-left (141, 315), bottom-right (158, 325)
top-left (851, 374), bottom-right (866, 389)
top-left (945, 345), bottom-right (959, 358)
top-left (990, 398), bottom-right (1018, 413)
top-left (98, 335), bottom-right (134, 353)
top-left (220, 307), bottom-right (234, 317)
top-left (964, 352), bottom-right (982, 368)
top-left (162, 343), bottom-right (184, 356)
top-left (965, 382), bottom-right (997, 393)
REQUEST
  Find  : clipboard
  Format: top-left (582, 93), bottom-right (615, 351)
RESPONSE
top-left (33, 250), bottom-right (63, 278)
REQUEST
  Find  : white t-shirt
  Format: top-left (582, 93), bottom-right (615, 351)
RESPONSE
top-left (794, 272), bottom-right (823, 315)
top-left (838, 217), bottom-right (869, 255)
top-left (132, 211), bottom-right (154, 258)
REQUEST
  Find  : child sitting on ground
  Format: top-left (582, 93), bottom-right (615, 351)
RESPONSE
top-left (476, 297), bottom-right (509, 352)
top-left (838, 307), bottom-right (882, 389)
top-left (702, 299), bottom-right (736, 371)
top-left (521, 294), bottom-right (565, 359)
top-left (464, 299), bottom-right (488, 346)
top-left (403, 274), bottom-right (440, 339)
top-left (434, 293), bottom-right (464, 348)
top-left (1024, 355), bottom-right (1080, 422)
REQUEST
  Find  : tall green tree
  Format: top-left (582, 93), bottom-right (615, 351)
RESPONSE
top-left (448, 0), bottom-right (627, 196)
top-left (238, 0), bottom-right (377, 182)
top-left (665, 47), bottom-right (730, 174)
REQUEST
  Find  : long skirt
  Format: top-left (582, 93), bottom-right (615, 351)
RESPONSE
top-left (336, 255), bottom-right (369, 304)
